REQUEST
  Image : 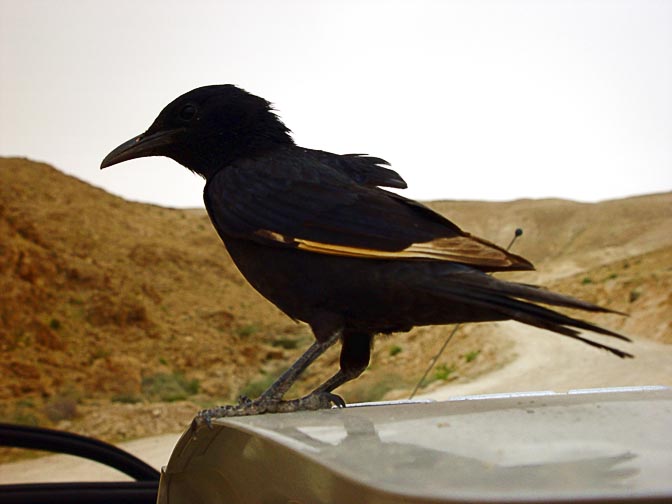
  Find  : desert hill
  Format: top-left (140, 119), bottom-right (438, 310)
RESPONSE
top-left (429, 194), bottom-right (672, 280)
top-left (1, 157), bottom-right (294, 438)
top-left (1, 157), bottom-right (670, 447)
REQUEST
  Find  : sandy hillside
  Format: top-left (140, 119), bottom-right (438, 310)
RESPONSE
top-left (1, 157), bottom-right (670, 458)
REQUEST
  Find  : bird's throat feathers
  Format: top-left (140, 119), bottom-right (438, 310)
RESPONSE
top-left (176, 110), bottom-right (295, 179)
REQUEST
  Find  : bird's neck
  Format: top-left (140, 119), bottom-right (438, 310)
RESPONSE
top-left (185, 119), bottom-right (294, 180)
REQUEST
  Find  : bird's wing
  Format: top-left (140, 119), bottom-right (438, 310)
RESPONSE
top-left (205, 155), bottom-right (532, 271)
top-left (308, 150), bottom-right (408, 189)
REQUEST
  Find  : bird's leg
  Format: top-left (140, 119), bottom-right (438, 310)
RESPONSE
top-left (296, 331), bottom-right (373, 409)
top-left (195, 329), bottom-right (342, 424)
top-left (294, 365), bottom-right (366, 410)
top-left (258, 329), bottom-right (342, 402)
top-left (312, 369), bottom-right (360, 395)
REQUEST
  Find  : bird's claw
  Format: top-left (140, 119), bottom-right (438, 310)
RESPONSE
top-left (325, 392), bottom-right (347, 408)
top-left (237, 395), bottom-right (252, 406)
top-left (192, 392), bottom-right (346, 426)
top-left (291, 391), bottom-right (345, 410)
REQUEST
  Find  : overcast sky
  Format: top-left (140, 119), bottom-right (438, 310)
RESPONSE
top-left (1, 0), bottom-right (670, 208)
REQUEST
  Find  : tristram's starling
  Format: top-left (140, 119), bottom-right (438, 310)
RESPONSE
top-left (101, 85), bottom-right (630, 422)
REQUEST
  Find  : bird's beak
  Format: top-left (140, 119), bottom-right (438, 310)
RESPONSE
top-left (100, 128), bottom-right (184, 169)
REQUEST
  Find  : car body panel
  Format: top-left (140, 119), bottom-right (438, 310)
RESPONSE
top-left (159, 387), bottom-right (672, 503)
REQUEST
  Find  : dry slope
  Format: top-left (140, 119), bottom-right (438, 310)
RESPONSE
top-left (1, 157), bottom-right (670, 448)
top-left (1, 157), bottom-right (298, 439)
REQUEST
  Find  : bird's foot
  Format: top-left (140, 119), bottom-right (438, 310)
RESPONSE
top-left (192, 392), bottom-right (346, 428)
top-left (282, 391), bottom-right (346, 411)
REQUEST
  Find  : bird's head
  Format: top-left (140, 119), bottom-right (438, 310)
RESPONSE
top-left (101, 85), bottom-right (293, 178)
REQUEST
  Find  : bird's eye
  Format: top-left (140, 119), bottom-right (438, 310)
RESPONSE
top-left (179, 104), bottom-right (197, 121)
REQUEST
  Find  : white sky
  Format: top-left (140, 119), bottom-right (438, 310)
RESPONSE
top-left (1, 0), bottom-right (670, 208)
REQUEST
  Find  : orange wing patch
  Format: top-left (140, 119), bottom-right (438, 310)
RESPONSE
top-left (254, 229), bottom-right (532, 270)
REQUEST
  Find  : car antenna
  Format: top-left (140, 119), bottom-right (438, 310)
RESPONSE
top-left (408, 227), bottom-right (524, 400)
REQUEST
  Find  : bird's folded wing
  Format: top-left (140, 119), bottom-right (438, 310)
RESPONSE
top-left (205, 158), bottom-right (532, 271)
top-left (313, 151), bottom-right (408, 189)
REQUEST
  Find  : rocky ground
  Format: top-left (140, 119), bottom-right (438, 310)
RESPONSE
top-left (1, 157), bottom-right (670, 463)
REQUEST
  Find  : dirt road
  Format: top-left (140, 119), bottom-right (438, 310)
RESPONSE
top-left (417, 321), bottom-right (672, 399)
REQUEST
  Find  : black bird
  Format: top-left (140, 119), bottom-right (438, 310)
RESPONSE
top-left (101, 85), bottom-right (632, 421)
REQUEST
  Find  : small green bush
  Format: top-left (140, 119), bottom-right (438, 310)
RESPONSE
top-left (434, 363), bottom-right (456, 381)
top-left (629, 289), bottom-right (642, 303)
top-left (346, 374), bottom-right (405, 403)
top-left (111, 394), bottom-right (142, 404)
top-left (1, 402), bottom-right (39, 427)
top-left (91, 347), bottom-right (111, 360)
top-left (465, 350), bottom-right (480, 363)
top-left (271, 337), bottom-right (300, 350)
top-left (237, 324), bottom-right (259, 338)
top-left (239, 373), bottom-right (278, 399)
top-left (142, 372), bottom-right (200, 402)
top-left (389, 345), bottom-right (402, 357)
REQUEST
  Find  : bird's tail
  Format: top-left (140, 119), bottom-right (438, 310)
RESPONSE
top-left (417, 271), bottom-right (633, 358)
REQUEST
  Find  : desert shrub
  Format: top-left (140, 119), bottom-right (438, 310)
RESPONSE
top-left (141, 372), bottom-right (200, 402)
top-left (345, 373), bottom-right (406, 403)
top-left (465, 350), bottom-right (480, 363)
top-left (111, 394), bottom-right (142, 404)
top-left (389, 345), bottom-right (402, 357)
top-left (271, 337), bottom-right (301, 350)
top-left (43, 396), bottom-right (78, 422)
top-left (237, 324), bottom-right (259, 338)
top-left (239, 371), bottom-right (278, 399)
top-left (434, 363), bottom-right (456, 381)
top-left (0, 401), bottom-right (40, 427)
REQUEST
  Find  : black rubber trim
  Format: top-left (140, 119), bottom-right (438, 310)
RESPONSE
top-left (0, 481), bottom-right (159, 504)
top-left (0, 423), bottom-right (160, 481)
